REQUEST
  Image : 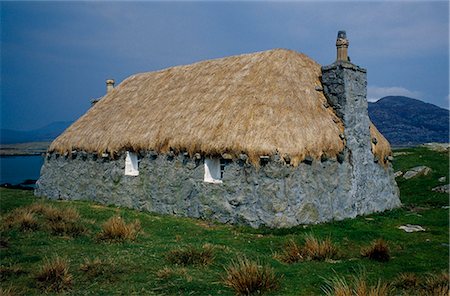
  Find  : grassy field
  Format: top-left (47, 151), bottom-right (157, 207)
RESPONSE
top-left (0, 147), bottom-right (448, 295)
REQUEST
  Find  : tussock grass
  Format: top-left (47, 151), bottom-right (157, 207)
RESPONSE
top-left (2, 209), bottom-right (39, 231)
top-left (303, 234), bottom-right (338, 261)
top-left (97, 216), bottom-right (141, 242)
top-left (166, 244), bottom-right (214, 266)
top-left (223, 257), bottom-right (280, 295)
top-left (322, 274), bottom-right (390, 296)
top-left (80, 257), bottom-right (113, 278)
top-left (422, 272), bottom-right (449, 296)
top-left (0, 146), bottom-right (448, 295)
top-left (1, 203), bottom-right (85, 237)
top-left (35, 256), bottom-right (73, 293)
top-left (156, 266), bottom-right (190, 280)
top-left (394, 272), bottom-right (420, 289)
top-left (44, 206), bottom-right (80, 223)
top-left (361, 239), bottom-right (390, 262)
top-left (45, 207), bottom-right (86, 237)
top-left (393, 272), bottom-right (449, 296)
top-left (276, 234), bottom-right (338, 263)
top-left (275, 239), bottom-right (304, 263)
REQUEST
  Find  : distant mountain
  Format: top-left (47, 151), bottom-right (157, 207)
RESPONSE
top-left (368, 96), bottom-right (449, 146)
top-left (1, 97), bottom-right (448, 146)
top-left (1, 121), bottom-right (73, 144)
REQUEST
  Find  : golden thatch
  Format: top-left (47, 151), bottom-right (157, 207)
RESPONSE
top-left (370, 123), bottom-right (391, 165)
top-left (50, 49), bottom-right (390, 166)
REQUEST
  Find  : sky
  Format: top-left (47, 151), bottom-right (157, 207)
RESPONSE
top-left (1, 1), bottom-right (449, 130)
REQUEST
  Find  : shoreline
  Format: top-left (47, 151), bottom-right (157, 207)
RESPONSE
top-left (0, 141), bottom-right (50, 156)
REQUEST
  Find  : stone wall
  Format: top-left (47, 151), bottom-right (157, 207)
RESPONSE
top-left (35, 150), bottom-right (400, 228)
top-left (321, 61), bottom-right (401, 216)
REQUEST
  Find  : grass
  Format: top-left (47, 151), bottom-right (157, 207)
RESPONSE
top-left (360, 239), bottom-right (390, 262)
top-left (34, 256), bottom-right (73, 293)
top-left (322, 272), bottom-right (391, 296)
top-left (275, 235), bottom-right (338, 263)
top-left (223, 257), bottom-right (280, 295)
top-left (96, 216), bottom-right (141, 242)
top-left (166, 244), bottom-right (215, 266)
top-left (0, 146), bottom-right (448, 295)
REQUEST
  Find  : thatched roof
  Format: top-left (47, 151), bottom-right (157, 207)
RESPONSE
top-left (50, 49), bottom-right (390, 166)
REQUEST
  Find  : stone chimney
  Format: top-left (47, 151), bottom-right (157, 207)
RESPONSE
top-left (336, 30), bottom-right (349, 62)
top-left (321, 31), bottom-right (380, 205)
top-left (91, 78), bottom-right (115, 106)
top-left (106, 79), bottom-right (115, 93)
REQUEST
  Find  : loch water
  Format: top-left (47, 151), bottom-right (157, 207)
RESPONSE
top-left (0, 155), bottom-right (44, 185)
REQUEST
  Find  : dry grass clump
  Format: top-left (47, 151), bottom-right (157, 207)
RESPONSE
top-left (276, 235), bottom-right (338, 263)
top-left (2, 209), bottom-right (39, 232)
top-left (322, 274), bottom-right (390, 296)
top-left (80, 257), bottom-right (113, 278)
top-left (166, 244), bottom-right (214, 266)
top-left (361, 239), bottom-right (390, 262)
top-left (26, 202), bottom-right (55, 215)
top-left (97, 216), bottom-right (141, 242)
top-left (156, 266), bottom-right (191, 281)
top-left (1, 203), bottom-right (85, 237)
top-left (422, 272), bottom-right (449, 296)
top-left (393, 272), bottom-right (449, 295)
top-left (393, 272), bottom-right (420, 289)
top-left (35, 256), bottom-right (73, 293)
top-left (45, 207), bottom-right (85, 237)
top-left (276, 239), bottom-right (304, 263)
top-left (223, 257), bottom-right (280, 295)
top-left (303, 234), bottom-right (338, 261)
top-left (44, 206), bottom-right (80, 223)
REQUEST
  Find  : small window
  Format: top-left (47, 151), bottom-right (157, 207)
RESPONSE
top-left (204, 158), bottom-right (223, 183)
top-left (125, 151), bottom-right (139, 176)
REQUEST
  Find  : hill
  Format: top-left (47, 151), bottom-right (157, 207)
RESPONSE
top-left (0, 121), bottom-right (72, 144)
top-left (0, 146), bottom-right (448, 295)
top-left (368, 96), bottom-right (449, 146)
top-left (2, 96), bottom-right (448, 147)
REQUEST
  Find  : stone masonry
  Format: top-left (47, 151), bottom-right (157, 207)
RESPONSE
top-left (36, 148), bottom-right (400, 228)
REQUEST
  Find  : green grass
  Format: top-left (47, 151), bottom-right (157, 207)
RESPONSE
top-left (0, 147), bottom-right (448, 295)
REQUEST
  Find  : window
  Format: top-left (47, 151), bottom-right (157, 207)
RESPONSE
top-left (204, 157), bottom-right (223, 183)
top-left (125, 151), bottom-right (139, 176)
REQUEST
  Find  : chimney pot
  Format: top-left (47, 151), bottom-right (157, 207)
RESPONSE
top-left (106, 79), bottom-right (115, 93)
top-left (336, 30), bottom-right (349, 62)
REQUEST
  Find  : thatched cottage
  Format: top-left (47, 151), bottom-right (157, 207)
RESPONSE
top-left (36, 31), bottom-right (400, 228)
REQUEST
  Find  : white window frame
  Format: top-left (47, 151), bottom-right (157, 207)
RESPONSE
top-left (124, 151), bottom-right (139, 176)
top-left (204, 157), bottom-right (223, 183)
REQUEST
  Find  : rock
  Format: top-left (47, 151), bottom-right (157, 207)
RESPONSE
top-left (438, 176), bottom-right (446, 182)
top-left (403, 166), bottom-right (432, 179)
top-left (398, 224), bottom-right (426, 232)
top-left (393, 151), bottom-right (412, 156)
top-left (421, 143), bottom-right (450, 153)
top-left (431, 184), bottom-right (449, 194)
top-left (394, 171), bottom-right (403, 178)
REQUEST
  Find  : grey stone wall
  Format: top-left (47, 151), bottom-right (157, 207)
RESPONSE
top-left (322, 61), bottom-right (401, 217)
top-left (35, 149), bottom-right (400, 228)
